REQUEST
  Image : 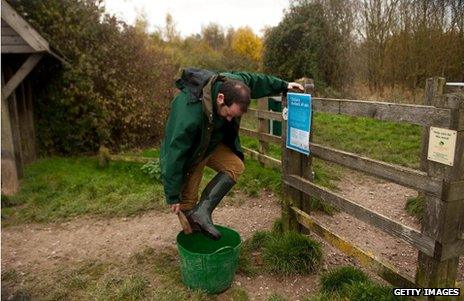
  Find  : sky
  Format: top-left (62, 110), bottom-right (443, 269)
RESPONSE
top-left (103, 0), bottom-right (290, 37)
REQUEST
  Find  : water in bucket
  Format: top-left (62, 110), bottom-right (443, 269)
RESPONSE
top-left (176, 225), bottom-right (242, 294)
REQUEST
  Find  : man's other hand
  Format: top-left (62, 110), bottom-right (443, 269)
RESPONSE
top-left (287, 82), bottom-right (304, 92)
top-left (171, 203), bottom-right (181, 214)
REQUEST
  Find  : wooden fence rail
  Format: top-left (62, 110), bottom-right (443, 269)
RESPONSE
top-left (262, 96), bottom-right (453, 127)
top-left (240, 79), bottom-right (463, 296)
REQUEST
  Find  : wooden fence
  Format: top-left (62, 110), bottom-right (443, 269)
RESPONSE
top-left (239, 78), bottom-right (463, 296)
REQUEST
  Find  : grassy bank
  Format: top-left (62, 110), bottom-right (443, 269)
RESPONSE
top-left (1, 157), bottom-right (164, 226)
top-left (2, 153), bottom-right (316, 225)
top-left (313, 112), bottom-right (421, 169)
top-left (241, 108), bottom-right (422, 169)
top-left (2, 107), bottom-right (421, 225)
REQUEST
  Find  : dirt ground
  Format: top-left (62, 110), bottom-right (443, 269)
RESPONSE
top-left (2, 170), bottom-right (463, 300)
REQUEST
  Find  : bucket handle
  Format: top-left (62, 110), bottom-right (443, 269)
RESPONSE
top-left (212, 246), bottom-right (234, 255)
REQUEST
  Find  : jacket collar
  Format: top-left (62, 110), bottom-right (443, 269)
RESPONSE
top-left (202, 74), bottom-right (226, 123)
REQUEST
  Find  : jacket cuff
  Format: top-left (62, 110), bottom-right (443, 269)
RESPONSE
top-left (166, 194), bottom-right (180, 204)
top-left (281, 80), bottom-right (289, 92)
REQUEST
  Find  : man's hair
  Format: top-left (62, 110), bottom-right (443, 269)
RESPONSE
top-left (218, 79), bottom-right (251, 112)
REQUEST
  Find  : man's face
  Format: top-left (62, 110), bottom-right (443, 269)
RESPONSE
top-left (216, 93), bottom-right (245, 122)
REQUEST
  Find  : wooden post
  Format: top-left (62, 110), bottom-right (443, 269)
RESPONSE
top-left (18, 81), bottom-right (31, 164)
top-left (257, 98), bottom-right (269, 155)
top-left (8, 87), bottom-right (24, 178)
top-left (1, 72), bottom-right (19, 194)
top-left (420, 77), bottom-right (446, 174)
top-left (26, 80), bottom-right (37, 162)
top-left (300, 79), bottom-right (315, 216)
top-left (416, 80), bottom-right (464, 300)
top-left (281, 81), bottom-right (314, 232)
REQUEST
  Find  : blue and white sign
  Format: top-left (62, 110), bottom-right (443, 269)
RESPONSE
top-left (286, 92), bottom-right (312, 155)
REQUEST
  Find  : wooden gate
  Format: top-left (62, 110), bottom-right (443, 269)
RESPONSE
top-left (240, 78), bottom-right (463, 296)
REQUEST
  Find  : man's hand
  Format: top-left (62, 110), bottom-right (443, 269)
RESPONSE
top-left (171, 203), bottom-right (181, 214)
top-left (287, 82), bottom-right (304, 92)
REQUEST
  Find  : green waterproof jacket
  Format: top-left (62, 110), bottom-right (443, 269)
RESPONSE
top-left (160, 71), bottom-right (288, 204)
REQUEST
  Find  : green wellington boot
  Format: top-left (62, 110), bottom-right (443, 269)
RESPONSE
top-left (186, 172), bottom-right (235, 240)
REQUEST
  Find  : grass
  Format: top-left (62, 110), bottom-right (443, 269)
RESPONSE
top-left (11, 103), bottom-right (418, 225)
top-left (320, 266), bottom-right (369, 294)
top-left (119, 148), bottom-right (160, 158)
top-left (237, 221), bottom-right (285, 277)
top-left (312, 112), bottom-right (421, 169)
top-left (236, 158), bottom-right (281, 197)
top-left (262, 231), bottom-right (322, 275)
top-left (240, 136), bottom-right (342, 191)
top-left (241, 109), bottom-right (422, 169)
top-left (267, 294), bottom-right (288, 301)
top-left (1, 157), bottom-right (165, 226)
top-left (344, 281), bottom-right (403, 301)
top-left (311, 266), bottom-right (409, 301)
top-left (303, 293), bottom-right (339, 301)
top-left (229, 288), bottom-right (249, 301)
top-left (0, 149), bottom-right (287, 226)
top-left (405, 196), bottom-right (425, 221)
top-left (2, 247), bottom-right (215, 301)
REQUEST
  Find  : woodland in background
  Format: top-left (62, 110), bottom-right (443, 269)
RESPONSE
top-left (10, 0), bottom-right (464, 154)
top-left (264, 0), bottom-right (464, 97)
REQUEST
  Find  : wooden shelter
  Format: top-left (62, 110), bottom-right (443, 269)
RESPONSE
top-left (1, 0), bottom-right (64, 195)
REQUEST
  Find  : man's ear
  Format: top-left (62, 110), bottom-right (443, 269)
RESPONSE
top-left (216, 93), bottom-right (225, 106)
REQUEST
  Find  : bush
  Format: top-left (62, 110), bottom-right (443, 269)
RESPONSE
top-left (262, 232), bottom-right (322, 275)
top-left (320, 266), bottom-right (369, 294)
top-left (141, 159), bottom-right (161, 182)
top-left (13, 0), bottom-right (176, 154)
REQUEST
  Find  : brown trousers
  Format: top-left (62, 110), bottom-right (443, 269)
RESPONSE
top-left (179, 143), bottom-right (245, 211)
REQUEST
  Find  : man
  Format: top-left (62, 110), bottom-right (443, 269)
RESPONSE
top-left (160, 68), bottom-right (303, 240)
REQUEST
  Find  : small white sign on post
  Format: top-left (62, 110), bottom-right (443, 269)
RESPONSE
top-left (427, 127), bottom-right (457, 166)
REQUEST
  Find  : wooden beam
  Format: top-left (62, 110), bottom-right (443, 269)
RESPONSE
top-left (280, 92), bottom-right (311, 233)
top-left (284, 174), bottom-right (436, 256)
top-left (17, 81), bottom-right (31, 164)
top-left (291, 206), bottom-right (418, 288)
top-left (421, 196), bottom-right (464, 246)
top-left (420, 78), bottom-right (446, 176)
top-left (309, 142), bottom-right (443, 196)
top-left (1, 72), bottom-right (19, 194)
top-left (242, 147), bottom-right (281, 169)
top-left (437, 240), bottom-right (464, 261)
top-left (416, 253), bottom-right (459, 292)
top-left (312, 97), bottom-right (452, 128)
top-left (445, 180), bottom-right (464, 202)
top-left (2, 54), bottom-right (43, 101)
top-left (247, 108), bottom-right (282, 121)
top-left (257, 98), bottom-right (270, 154)
top-left (1, 36), bottom-right (29, 45)
top-left (256, 96), bottom-right (451, 127)
top-left (1, 0), bottom-right (49, 52)
top-left (8, 84), bottom-right (24, 178)
top-left (25, 80), bottom-right (37, 162)
top-left (239, 127), bottom-right (281, 144)
top-left (1, 26), bottom-right (17, 36)
top-left (2, 45), bottom-right (35, 53)
top-left (416, 81), bottom-right (464, 291)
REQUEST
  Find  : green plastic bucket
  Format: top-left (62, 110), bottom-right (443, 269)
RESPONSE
top-left (176, 225), bottom-right (242, 294)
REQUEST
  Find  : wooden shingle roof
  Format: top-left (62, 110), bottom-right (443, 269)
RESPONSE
top-left (1, 0), bottom-right (50, 54)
